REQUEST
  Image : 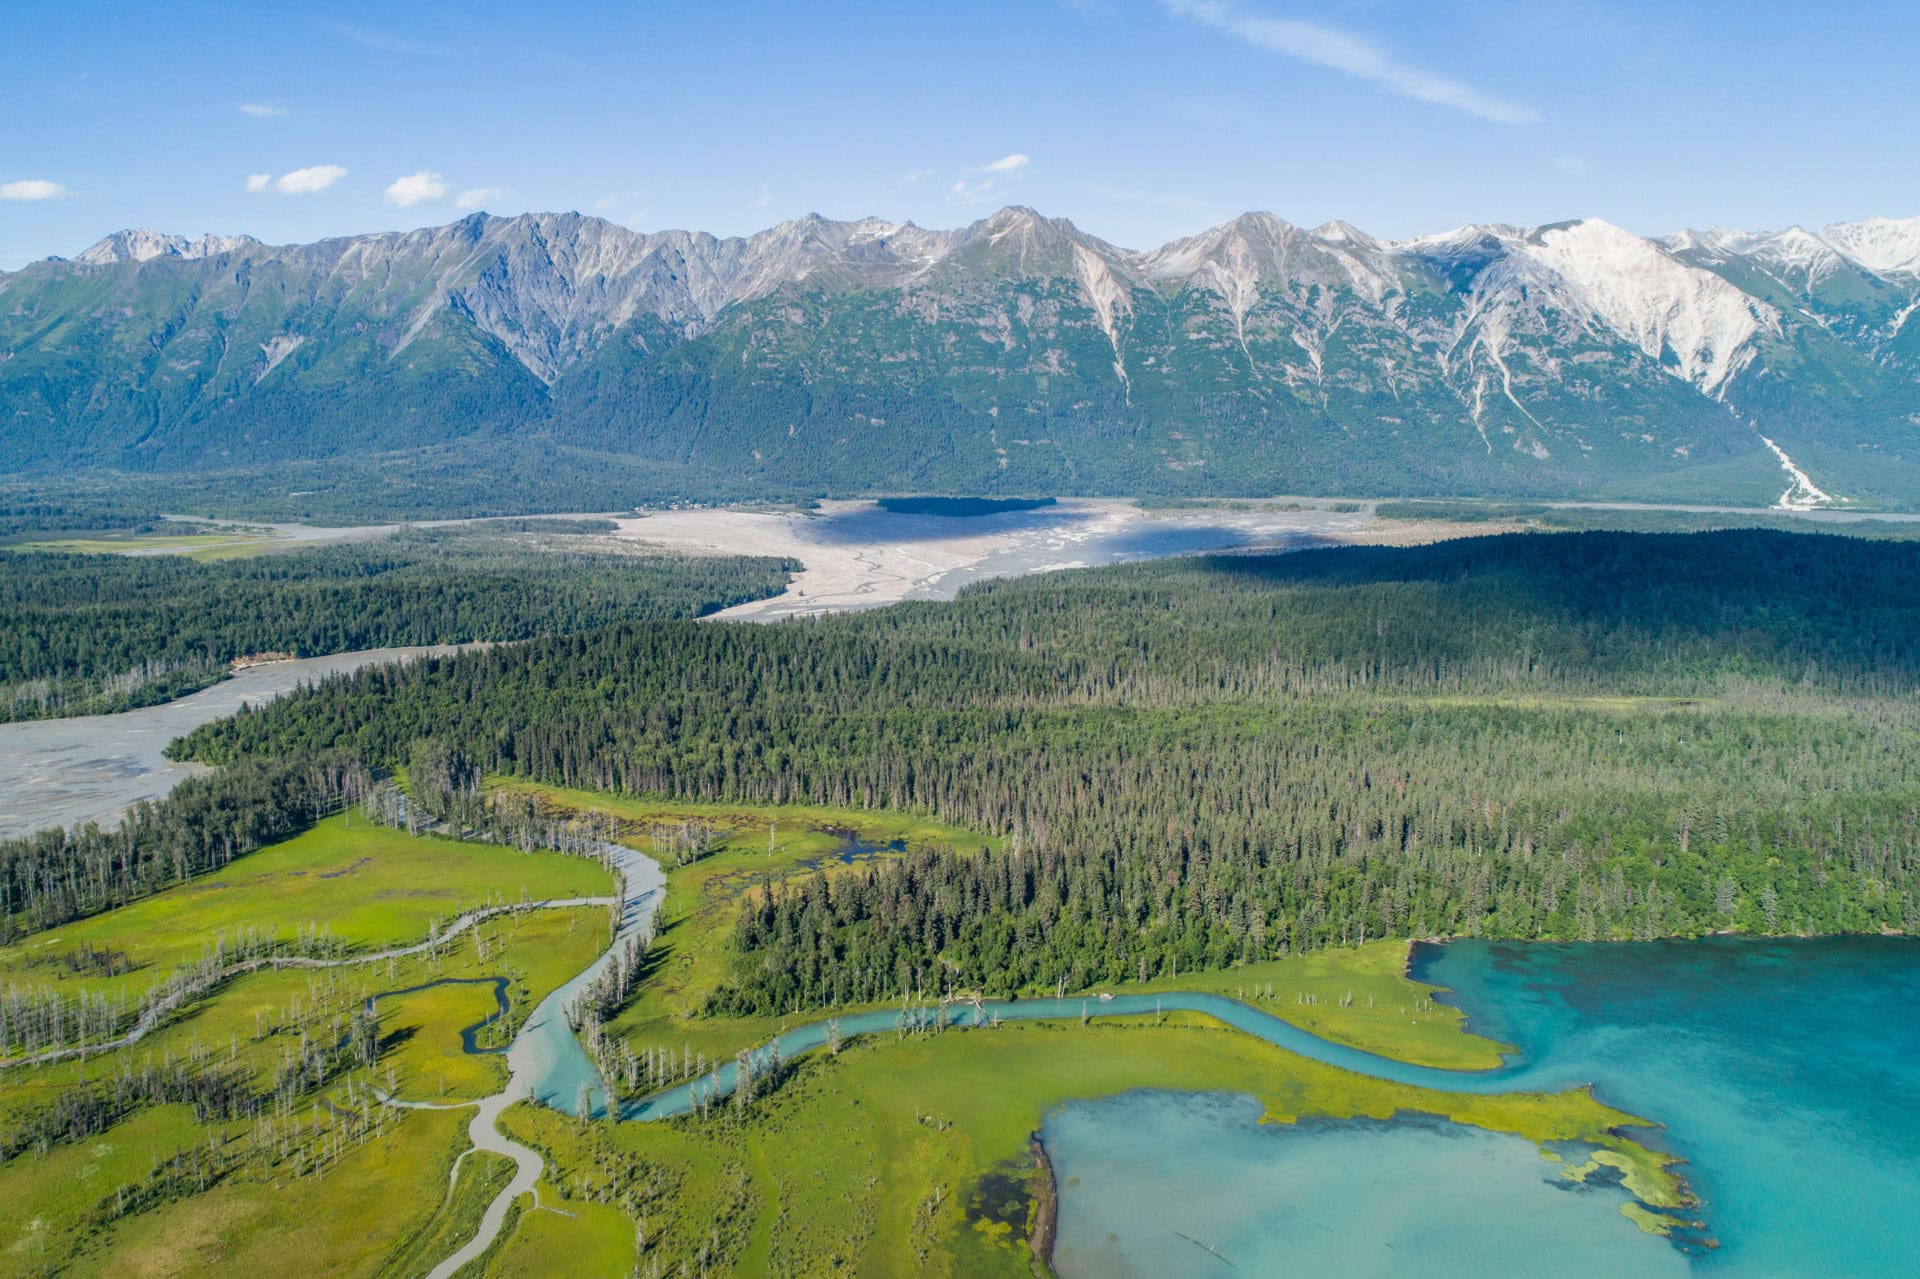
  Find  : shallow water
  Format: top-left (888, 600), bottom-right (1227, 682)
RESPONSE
top-left (607, 937), bottom-right (1920, 1271)
top-left (0, 645), bottom-right (472, 836)
top-left (1044, 1092), bottom-right (1688, 1278)
top-left (918, 512), bottom-right (1321, 600)
top-left (612, 988), bottom-right (1501, 1120)
top-left (506, 841), bottom-right (666, 1114)
top-left (366, 977), bottom-right (510, 1055)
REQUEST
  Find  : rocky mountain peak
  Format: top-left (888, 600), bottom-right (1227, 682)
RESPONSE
top-left (75, 228), bottom-right (261, 266)
top-left (1820, 216), bottom-right (1920, 276)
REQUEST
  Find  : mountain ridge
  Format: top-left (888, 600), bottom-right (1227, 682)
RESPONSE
top-left (53, 207), bottom-right (1920, 277)
top-left (5, 207), bottom-right (1917, 508)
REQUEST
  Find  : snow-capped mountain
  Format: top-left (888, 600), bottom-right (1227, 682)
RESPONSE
top-left (4, 208), bottom-right (1917, 507)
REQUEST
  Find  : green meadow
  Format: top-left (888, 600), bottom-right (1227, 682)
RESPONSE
top-left (493, 787), bottom-right (1502, 1071)
top-left (463, 1182), bottom-right (637, 1279)
top-left (496, 784), bottom-right (992, 1065)
top-left (0, 810), bottom-right (622, 1274)
top-left (459, 789), bottom-right (1677, 1275)
top-left (6, 530), bottom-right (288, 560)
top-left (0, 792), bottom-right (1685, 1276)
top-left (0, 893), bottom-right (610, 1272)
top-left (0, 815), bottom-right (613, 1005)
top-left (505, 1005), bottom-right (1681, 1276)
top-left (1138, 938), bottom-right (1511, 1070)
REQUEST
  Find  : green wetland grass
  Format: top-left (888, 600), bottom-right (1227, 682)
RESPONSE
top-left (506, 1006), bottom-right (1678, 1276)
top-left (0, 794), bottom-right (1688, 1277)
top-left (499, 783), bottom-right (994, 1064)
top-left (0, 897), bottom-right (611, 1273)
top-left (472, 791), bottom-right (1676, 1275)
top-left (0, 815), bottom-right (613, 1005)
top-left (0, 816), bottom-right (620, 1273)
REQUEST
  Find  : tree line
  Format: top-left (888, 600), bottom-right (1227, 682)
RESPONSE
top-left (163, 530), bottom-right (1920, 1014)
top-left (0, 530), bottom-right (794, 720)
top-left (0, 756), bottom-right (370, 942)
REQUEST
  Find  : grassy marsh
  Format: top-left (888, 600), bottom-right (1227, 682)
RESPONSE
top-left (0, 815), bottom-right (613, 1005)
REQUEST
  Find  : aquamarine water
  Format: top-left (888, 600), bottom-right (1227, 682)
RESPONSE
top-left (613, 987), bottom-right (1528, 1120)
top-left (1413, 937), bottom-right (1920, 1274)
top-left (1040, 938), bottom-right (1920, 1275)
top-left (506, 863), bottom-right (1917, 1274)
top-left (1044, 1092), bottom-right (1689, 1278)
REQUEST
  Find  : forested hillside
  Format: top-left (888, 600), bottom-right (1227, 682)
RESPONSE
top-left (10, 209), bottom-right (1920, 508)
top-left (0, 532), bottom-right (795, 720)
top-left (174, 530), bottom-right (1920, 1006)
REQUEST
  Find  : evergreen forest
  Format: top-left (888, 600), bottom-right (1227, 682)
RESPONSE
top-left (165, 530), bottom-right (1920, 1009)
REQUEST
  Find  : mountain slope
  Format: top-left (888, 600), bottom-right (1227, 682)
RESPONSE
top-left (3, 208), bottom-right (1916, 506)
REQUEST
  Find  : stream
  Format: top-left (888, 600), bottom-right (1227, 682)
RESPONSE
top-left (414, 832), bottom-right (1551, 1273)
top-left (414, 840), bottom-right (664, 1279)
top-left (367, 839), bottom-right (1920, 1275)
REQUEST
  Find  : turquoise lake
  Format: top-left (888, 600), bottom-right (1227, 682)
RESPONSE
top-left (1045, 1093), bottom-right (1688, 1278)
top-left (1044, 937), bottom-right (1920, 1275)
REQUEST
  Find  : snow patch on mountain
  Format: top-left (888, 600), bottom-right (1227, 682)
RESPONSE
top-left (1143, 217), bottom-right (1288, 368)
top-left (1759, 435), bottom-right (1836, 509)
top-left (254, 335), bottom-right (305, 383)
top-left (1819, 216), bottom-right (1920, 276)
top-left (1072, 243), bottom-right (1134, 398)
top-left (48, 207), bottom-right (1920, 480)
top-left (1520, 220), bottom-right (1778, 395)
top-left (1472, 313), bottom-right (1548, 435)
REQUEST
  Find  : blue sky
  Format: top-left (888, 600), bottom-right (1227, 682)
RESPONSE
top-left (3, 0), bottom-right (1915, 268)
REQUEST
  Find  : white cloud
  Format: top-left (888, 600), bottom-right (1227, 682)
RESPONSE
top-left (275, 165), bottom-right (348, 195)
top-left (755, 182), bottom-right (772, 209)
top-left (384, 170), bottom-right (448, 207)
top-left (239, 100), bottom-right (288, 117)
top-left (455, 186), bottom-right (504, 210)
top-left (331, 21), bottom-right (444, 55)
top-left (245, 172), bottom-right (271, 193)
top-left (0, 179), bottom-right (71, 201)
top-left (950, 154), bottom-right (1033, 205)
top-left (900, 168), bottom-right (932, 184)
top-left (1163, 0), bottom-right (1540, 125)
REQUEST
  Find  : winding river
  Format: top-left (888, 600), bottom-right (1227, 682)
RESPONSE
top-left (412, 840), bottom-right (665, 1278)
top-left (423, 831), bottom-right (1642, 1273)
top-left (446, 846), bottom-right (1920, 1275)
